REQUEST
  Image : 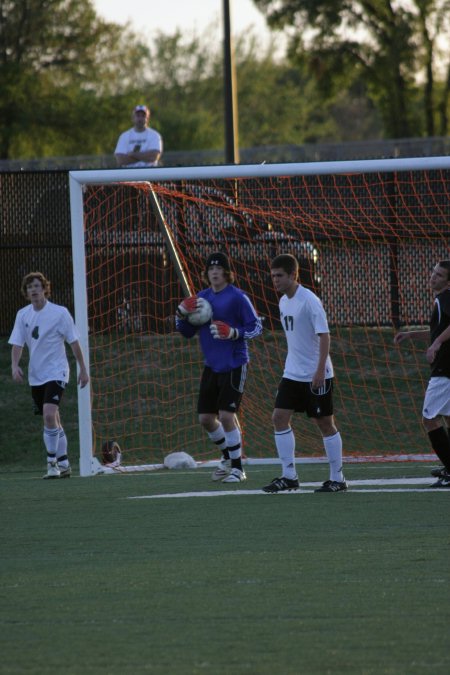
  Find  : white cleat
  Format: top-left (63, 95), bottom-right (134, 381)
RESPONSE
top-left (43, 462), bottom-right (61, 480)
top-left (211, 458), bottom-right (231, 481)
top-left (222, 468), bottom-right (247, 483)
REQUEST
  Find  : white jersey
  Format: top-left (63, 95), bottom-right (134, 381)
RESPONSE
top-left (280, 285), bottom-right (334, 382)
top-left (8, 301), bottom-right (80, 386)
top-left (114, 126), bottom-right (163, 167)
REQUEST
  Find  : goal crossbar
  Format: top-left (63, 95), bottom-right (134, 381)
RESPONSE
top-left (70, 155), bottom-right (450, 186)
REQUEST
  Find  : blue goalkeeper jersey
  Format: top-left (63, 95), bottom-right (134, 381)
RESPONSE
top-left (176, 284), bottom-right (262, 373)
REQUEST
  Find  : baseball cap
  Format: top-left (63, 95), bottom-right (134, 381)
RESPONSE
top-left (205, 252), bottom-right (230, 272)
top-left (134, 105), bottom-right (149, 114)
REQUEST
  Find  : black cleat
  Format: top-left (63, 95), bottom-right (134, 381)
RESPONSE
top-left (262, 476), bottom-right (300, 493)
top-left (315, 479), bottom-right (348, 493)
top-left (430, 473), bottom-right (450, 488)
top-left (430, 466), bottom-right (447, 478)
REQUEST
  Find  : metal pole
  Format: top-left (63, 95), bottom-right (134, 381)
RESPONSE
top-left (223, 0), bottom-right (240, 164)
top-left (147, 184), bottom-right (193, 298)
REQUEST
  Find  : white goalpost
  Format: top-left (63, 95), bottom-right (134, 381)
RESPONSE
top-left (69, 156), bottom-right (450, 476)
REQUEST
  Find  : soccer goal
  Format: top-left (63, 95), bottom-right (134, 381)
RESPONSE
top-left (69, 156), bottom-right (450, 476)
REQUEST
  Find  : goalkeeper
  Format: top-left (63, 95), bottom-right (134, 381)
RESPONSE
top-left (176, 252), bottom-right (262, 483)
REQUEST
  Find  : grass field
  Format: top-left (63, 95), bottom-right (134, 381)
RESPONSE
top-left (1, 461), bottom-right (448, 675)
top-left (1, 329), bottom-right (447, 674)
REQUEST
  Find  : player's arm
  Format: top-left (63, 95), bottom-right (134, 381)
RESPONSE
top-left (427, 323), bottom-right (450, 363)
top-left (115, 153), bottom-right (134, 167)
top-left (175, 317), bottom-right (198, 338)
top-left (69, 340), bottom-right (89, 388)
top-left (394, 329), bottom-right (429, 345)
top-left (116, 149), bottom-right (161, 165)
top-left (134, 148), bottom-right (161, 164)
top-left (114, 134), bottom-right (132, 166)
top-left (312, 332), bottom-right (330, 389)
top-left (11, 344), bottom-right (24, 383)
top-left (210, 296), bottom-right (262, 341)
top-left (241, 299), bottom-right (263, 340)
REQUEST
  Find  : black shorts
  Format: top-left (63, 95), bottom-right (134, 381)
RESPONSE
top-left (197, 365), bottom-right (247, 414)
top-left (31, 381), bottom-right (66, 416)
top-left (275, 377), bottom-right (334, 418)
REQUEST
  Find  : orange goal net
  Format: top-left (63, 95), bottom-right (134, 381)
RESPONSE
top-left (69, 159), bottom-right (450, 475)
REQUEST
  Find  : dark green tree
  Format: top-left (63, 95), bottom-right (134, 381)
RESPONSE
top-left (252, 0), bottom-right (450, 138)
top-left (145, 30), bottom-right (224, 152)
top-left (235, 34), bottom-right (381, 146)
top-left (0, 0), bottom-right (150, 158)
top-left (147, 28), bottom-right (378, 154)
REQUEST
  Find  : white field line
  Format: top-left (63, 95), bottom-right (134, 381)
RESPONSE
top-left (100, 455), bottom-right (436, 475)
top-left (128, 477), bottom-right (449, 499)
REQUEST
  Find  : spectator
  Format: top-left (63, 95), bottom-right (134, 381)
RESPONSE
top-left (115, 104), bottom-right (162, 168)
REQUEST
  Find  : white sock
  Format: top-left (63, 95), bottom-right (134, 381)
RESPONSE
top-left (225, 428), bottom-right (241, 460)
top-left (275, 428), bottom-right (297, 479)
top-left (44, 427), bottom-right (59, 465)
top-left (208, 424), bottom-right (228, 457)
top-left (56, 428), bottom-right (69, 469)
top-left (323, 431), bottom-right (344, 482)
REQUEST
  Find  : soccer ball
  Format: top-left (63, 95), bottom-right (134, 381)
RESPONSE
top-left (188, 297), bottom-right (213, 326)
top-left (101, 440), bottom-right (122, 466)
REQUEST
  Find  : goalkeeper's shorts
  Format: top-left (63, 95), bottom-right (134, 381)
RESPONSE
top-left (197, 364), bottom-right (248, 414)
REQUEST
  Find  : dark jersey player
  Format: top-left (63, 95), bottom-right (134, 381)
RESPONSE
top-left (394, 260), bottom-right (450, 487)
top-left (176, 252), bottom-right (262, 483)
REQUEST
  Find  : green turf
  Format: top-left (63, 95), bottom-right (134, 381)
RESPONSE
top-left (1, 463), bottom-right (448, 675)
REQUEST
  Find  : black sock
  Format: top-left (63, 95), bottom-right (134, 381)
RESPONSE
top-left (428, 427), bottom-right (450, 470)
top-left (231, 457), bottom-right (243, 471)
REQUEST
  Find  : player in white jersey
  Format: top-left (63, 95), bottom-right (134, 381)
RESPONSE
top-left (115, 105), bottom-right (163, 168)
top-left (262, 254), bottom-right (347, 493)
top-left (9, 272), bottom-right (89, 479)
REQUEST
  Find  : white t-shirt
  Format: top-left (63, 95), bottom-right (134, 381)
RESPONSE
top-left (8, 301), bottom-right (80, 385)
top-left (114, 126), bottom-right (163, 167)
top-left (279, 285), bottom-right (334, 382)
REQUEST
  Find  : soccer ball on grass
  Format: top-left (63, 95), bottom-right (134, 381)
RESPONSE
top-left (101, 440), bottom-right (122, 466)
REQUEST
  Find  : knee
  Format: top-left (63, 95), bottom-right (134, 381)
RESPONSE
top-left (316, 417), bottom-right (337, 437)
top-left (272, 409), bottom-right (290, 431)
top-left (199, 413), bottom-right (217, 432)
top-left (43, 412), bottom-right (57, 428)
top-left (218, 411), bottom-right (236, 432)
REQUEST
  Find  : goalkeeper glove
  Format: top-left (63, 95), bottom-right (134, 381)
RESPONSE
top-left (210, 320), bottom-right (239, 340)
top-left (176, 296), bottom-right (198, 319)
